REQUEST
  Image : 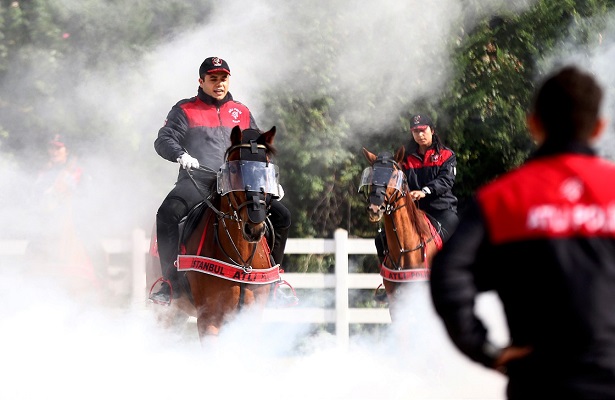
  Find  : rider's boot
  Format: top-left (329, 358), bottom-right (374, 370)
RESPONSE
top-left (270, 225), bottom-right (289, 268)
top-left (150, 221), bottom-right (181, 304)
top-left (373, 232), bottom-right (388, 303)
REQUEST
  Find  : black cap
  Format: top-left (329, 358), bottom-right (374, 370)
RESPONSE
top-left (409, 114), bottom-right (434, 130)
top-left (199, 57), bottom-right (231, 77)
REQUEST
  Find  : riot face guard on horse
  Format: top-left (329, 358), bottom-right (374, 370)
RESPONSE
top-left (359, 150), bottom-right (407, 224)
top-left (216, 158), bottom-right (280, 245)
top-left (359, 147), bottom-right (442, 320)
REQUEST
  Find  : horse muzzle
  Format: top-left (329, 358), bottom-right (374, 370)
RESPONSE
top-left (242, 192), bottom-right (268, 242)
top-left (242, 221), bottom-right (266, 242)
top-left (366, 203), bottom-right (384, 222)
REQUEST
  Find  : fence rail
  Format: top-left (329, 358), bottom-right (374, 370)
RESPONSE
top-left (1, 228), bottom-right (388, 348)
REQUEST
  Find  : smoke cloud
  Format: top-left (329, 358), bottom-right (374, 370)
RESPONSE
top-left (2, 1), bottom-right (615, 399)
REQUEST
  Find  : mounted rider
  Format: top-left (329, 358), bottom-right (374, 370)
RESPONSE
top-left (375, 114), bottom-right (458, 264)
top-left (150, 56), bottom-right (291, 304)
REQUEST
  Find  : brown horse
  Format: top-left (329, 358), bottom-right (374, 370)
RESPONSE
top-left (148, 126), bottom-right (289, 344)
top-left (360, 147), bottom-right (442, 321)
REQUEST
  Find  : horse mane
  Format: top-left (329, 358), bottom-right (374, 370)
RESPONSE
top-left (403, 184), bottom-right (432, 240)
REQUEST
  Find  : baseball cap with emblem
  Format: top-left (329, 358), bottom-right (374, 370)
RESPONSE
top-left (410, 114), bottom-right (434, 130)
top-left (199, 57), bottom-right (231, 77)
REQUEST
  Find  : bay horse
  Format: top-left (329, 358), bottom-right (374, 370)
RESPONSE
top-left (359, 147), bottom-right (442, 321)
top-left (148, 126), bottom-right (292, 344)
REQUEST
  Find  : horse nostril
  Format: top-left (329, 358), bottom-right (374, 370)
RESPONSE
top-left (243, 223), bottom-right (253, 236)
top-left (242, 222), bottom-right (265, 242)
top-left (368, 204), bottom-right (381, 214)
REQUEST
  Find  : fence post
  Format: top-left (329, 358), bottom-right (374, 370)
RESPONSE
top-left (334, 228), bottom-right (349, 349)
top-left (131, 228), bottom-right (147, 305)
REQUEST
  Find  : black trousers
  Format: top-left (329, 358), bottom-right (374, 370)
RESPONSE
top-left (156, 172), bottom-right (291, 289)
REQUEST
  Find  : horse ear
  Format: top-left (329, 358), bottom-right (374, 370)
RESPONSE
top-left (362, 147), bottom-right (377, 165)
top-left (230, 125), bottom-right (243, 144)
top-left (394, 145), bottom-right (405, 164)
top-left (262, 126), bottom-right (276, 145)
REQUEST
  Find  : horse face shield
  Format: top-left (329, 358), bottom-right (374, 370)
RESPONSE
top-left (217, 160), bottom-right (280, 222)
top-left (217, 160), bottom-right (280, 196)
top-left (358, 166), bottom-right (405, 206)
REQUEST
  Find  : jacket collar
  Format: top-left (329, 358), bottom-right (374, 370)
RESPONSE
top-left (529, 140), bottom-right (596, 161)
top-left (197, 87), bottom-right (233, 106)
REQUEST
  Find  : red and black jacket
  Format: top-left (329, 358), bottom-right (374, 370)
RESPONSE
top-left (430, 143), bottom-right (615, 393)
top-left (402, 143), bottom-right (458, 214)
top-left (154, 87), bottom-right (258, 179)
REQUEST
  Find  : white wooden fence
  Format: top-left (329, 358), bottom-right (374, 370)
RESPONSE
top-left (0, 228), bottom-right (389, 348)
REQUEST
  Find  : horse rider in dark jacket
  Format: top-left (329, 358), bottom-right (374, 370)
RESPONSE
top-left (150, 57), bottom-right (291, 304)
top-left (375, 114), bottom-right (459, 262)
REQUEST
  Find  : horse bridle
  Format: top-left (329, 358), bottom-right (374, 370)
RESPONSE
top-left (216, 141), bottom-right (274, 268)
top-left (184, 139), bottom-right (275, 270)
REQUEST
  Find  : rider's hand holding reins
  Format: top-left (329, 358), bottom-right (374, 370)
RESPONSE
top-left (178, 153), bottom-right (200, 170)
top-left (409, 190), bottom-right (426, 201)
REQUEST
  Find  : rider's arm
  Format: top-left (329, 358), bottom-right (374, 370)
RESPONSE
top-left (154, 105), bottom-right (189, 163)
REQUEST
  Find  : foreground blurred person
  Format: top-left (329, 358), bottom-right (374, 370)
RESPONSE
top-left (430, 65), bottom-right (615, 399)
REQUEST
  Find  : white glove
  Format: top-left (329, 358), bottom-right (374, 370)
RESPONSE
top-left (277, 184), bottom-right (285, 200)
top-left (177, 153), bottom-right (200, 170)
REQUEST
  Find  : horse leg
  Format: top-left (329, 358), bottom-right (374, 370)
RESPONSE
top-left (193, 307), bottom-right (224, 350)
top-left (191, 279), bottom-right (242, 345)
top-left (199, 332), bottom-right (219, 349)
top-left (195, 308), bottom-right (222, 338)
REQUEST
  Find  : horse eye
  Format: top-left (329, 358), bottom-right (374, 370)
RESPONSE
top-left (229, 165), bottom-right (238, 174)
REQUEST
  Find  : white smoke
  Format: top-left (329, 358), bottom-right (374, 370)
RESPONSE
top-left (7, 1), bottom-right (615, 399)
top-left (0, 271), bottom-right (508, 399)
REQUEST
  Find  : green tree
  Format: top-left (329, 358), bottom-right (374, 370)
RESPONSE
top-left (0, 0), bottom-right (214, 164)
top-left (441, 0), bottom-right (611, 205)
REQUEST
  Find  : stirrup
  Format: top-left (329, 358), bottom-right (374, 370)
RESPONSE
top-left (273, 280), bottom-right (299, 307)
top-left (149, 277), bottom-right (173, 306)
top-left (374, 284), bottom-right (388, 304)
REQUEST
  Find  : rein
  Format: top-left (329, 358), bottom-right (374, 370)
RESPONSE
top-left (379, 183), bottom-right (434, 268)
top-left (213, 194), bottom-right (260, 270)
top-left (186, 167), bottom-right (234, 221)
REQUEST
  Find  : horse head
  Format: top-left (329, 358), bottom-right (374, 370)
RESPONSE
top-left (360, 146), bottom-right (407, 223)
top-left (217, 125), bottom-right (279, 242)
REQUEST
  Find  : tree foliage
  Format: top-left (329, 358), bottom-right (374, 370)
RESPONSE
top-left (441, 0), bottom-right (612, 204)
top-left (0, 0), bottom-right (213, 164)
